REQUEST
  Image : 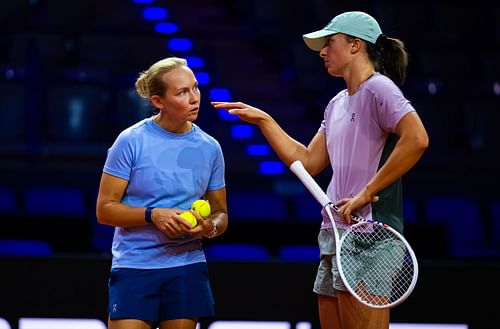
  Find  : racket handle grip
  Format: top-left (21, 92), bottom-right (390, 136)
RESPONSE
top-left (290, 160), bottom-right (331, 208)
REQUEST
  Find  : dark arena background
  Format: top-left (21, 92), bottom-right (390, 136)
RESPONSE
top-left (0, 1), bottom-right (499, 329)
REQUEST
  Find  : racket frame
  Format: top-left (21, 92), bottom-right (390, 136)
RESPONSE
top-left (329, 205), bottom-right (419, 308)
top-left (289, 160), bottom-right (418, 309)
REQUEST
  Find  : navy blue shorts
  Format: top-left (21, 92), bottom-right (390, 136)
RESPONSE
top-left (108, 262), bottom-right (215, 322)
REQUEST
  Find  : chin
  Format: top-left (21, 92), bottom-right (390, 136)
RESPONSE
top-left (328, 70), bottom-right (342, 78)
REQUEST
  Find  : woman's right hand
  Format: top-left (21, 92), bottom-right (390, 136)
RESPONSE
top-left (151, 208), bottom-right (193, 238)
top-left (211, 101), bottom-right (271, 125)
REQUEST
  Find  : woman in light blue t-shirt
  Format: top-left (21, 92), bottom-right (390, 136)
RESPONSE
top-left (96, 57), bottom-right (228, 329)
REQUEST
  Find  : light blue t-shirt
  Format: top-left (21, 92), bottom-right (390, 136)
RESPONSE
top-left (319, 73), bottom-right (415, 231)
top-left (103, 117), bottom-right (225, 269)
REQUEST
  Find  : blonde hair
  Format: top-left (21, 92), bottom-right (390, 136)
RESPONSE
top-left (135, 57), bottom-right (188, 99)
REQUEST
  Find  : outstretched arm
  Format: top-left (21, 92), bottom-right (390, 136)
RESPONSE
top-left (212, 101), bottom-right (329, 175)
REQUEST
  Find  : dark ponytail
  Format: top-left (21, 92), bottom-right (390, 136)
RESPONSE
top-left (367, 34), bottom-right (408, 86)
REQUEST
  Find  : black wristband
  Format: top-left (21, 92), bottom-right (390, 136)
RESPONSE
top-left (145, 207), bottom-right (154, 223)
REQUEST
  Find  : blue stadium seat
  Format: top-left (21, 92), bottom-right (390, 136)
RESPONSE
top-left (293, 193), bottom-right (322, 222)
top-left (0, 185), bottom-right (17, 214)
top-left (0, 239), bottom-right (53, 256)
top-left (91, 220), bottom-right (115, 253)
top-left (0, 81), bottom-right (26, 143)
top-left (228, 191), bottom-right (287, 221)
top-left (23, 186), bottom-right (86, 216)
top-left (278, 244), bottom-right (320, 262)
top-left (424, 196), bottom-right (488, 257)
top-left (204, 243), bottom-right (271, 261)
top-left (463, 96), bottom-right (499, 152)
top-left (113, 85), bottom-right (151, 131)
top-left (490, 200), bottom-right (500, 256)
top-left (45, 83), bottom-right (108, 143)
top-left (403, 197), bottom-right (418, 224)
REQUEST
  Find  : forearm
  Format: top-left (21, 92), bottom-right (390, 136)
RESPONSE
top-left (97, 201), bottom-right (150, 227)
top-left (258, 116), bottom-right (308, 166)
top-left (365, 138), bottom-right (427, 197)
top-left (365, 112), bottom-right (429, 197)
top-left (211, 101), bottom-right (327, 173)
top-left (204, 188), bottom-right (229, 238)
top-left (208, 211), bottom-right (228, 238)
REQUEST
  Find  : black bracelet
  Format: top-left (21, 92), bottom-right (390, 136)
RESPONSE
top-left (145, 207), bottom-right (154, 223)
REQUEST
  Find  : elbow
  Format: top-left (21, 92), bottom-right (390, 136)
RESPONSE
top-left (411, 133), bottom-right (429, 161)
top-left (95, 196), bottom-right (121, 225)
top-left (417, 132), bottom-right (430, 153)
top-left (95, 208), bottom-right (106, 225)
top-left (216, 212), bottom-right (229, 236)
top-left (96, 204), bottom-right (111, 225)
top-left (407, 125), bottom-right (429, 153)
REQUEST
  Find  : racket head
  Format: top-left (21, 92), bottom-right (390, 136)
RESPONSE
top-left (337, 220), bottom-right (419, 309)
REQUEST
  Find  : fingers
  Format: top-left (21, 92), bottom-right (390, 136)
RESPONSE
top-left (162, 211), bottom-right (192, 232)
top-left (212, 102), bottom-right (244, 118)
top-left (335, 195), bottom-right (380, 224)
top-left (340, 206), bottom-right (353, 225)
top-left (176, 212), bottom-right (197, 230)
top-left (211, 101), bottom-right (246, 109)
top-left (186, 216), bottom-right (213, 237)
top-left (335, 198), bottom-right (349, 207)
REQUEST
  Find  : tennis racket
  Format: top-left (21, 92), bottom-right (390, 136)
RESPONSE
top-left (289, 160), bottom-right (418, 309)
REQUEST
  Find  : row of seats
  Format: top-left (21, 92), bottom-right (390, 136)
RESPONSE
top-left (1, 77), bottom-right (497, 152)
top-left (0, 239), bottom-right (54, 256)
top-left (1, 185), bottom-right (500, 259)
top-left (0, 238), bottom-right (321, 263)
top-left (0, 185), bottom-right (93, 215)
top-left (204, 243), bottom-right (319, 262)
top-left (0, 79), bottom-right (150, 145)
top-left (0, 184), bottom-right (471, 223)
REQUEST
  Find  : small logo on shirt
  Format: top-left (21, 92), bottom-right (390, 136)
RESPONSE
top-left (113, 304), bottom-right (117, 312)
top-left (351, 113), bottom-right (356, 122)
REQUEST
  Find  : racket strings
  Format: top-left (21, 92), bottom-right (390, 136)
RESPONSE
top-left (339, 225), bottom-right (416, 307)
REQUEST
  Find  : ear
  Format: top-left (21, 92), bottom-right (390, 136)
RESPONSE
top-left (350, 39), bottom-right (362, 54)
top-left (150, 95), bottom-right (163, 109)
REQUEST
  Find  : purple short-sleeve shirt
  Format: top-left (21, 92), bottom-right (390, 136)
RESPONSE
top-left (319, 73), bottom-right (415, 229)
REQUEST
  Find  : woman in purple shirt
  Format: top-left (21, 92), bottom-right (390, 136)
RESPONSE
top-left (212, 11), bottom-right (428, 329)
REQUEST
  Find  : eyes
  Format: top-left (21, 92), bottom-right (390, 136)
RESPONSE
top-left (178, 83), bottom-right (199, 95)
top-left (323, 37), bottom-right (334, 48)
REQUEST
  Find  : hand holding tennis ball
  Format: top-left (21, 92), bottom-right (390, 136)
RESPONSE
top-left (191, 199), bottom-right (211, 218)
top-left (179, 211), bottom-right (197, 228)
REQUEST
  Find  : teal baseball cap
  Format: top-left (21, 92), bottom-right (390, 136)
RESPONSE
top-left (303, 11), bottom-right (382, 51)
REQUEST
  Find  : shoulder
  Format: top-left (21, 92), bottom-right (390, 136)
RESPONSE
top-left (111, 117), bottom-right (152, 149)
top-left (327, 89), bottom-right (348, 107)
top-left (118, 117), bottom-right (151, 138)
top-left (193, 124), bottom-right (221, 146)
top-left (364, 73), bottom-right (404, 98)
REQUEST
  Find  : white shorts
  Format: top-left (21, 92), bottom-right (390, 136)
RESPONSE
top-left (313, 228), bottom-right (347, 297)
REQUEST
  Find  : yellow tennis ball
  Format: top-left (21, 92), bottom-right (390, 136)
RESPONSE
top-left (191, 199), bottom-right (211, 218)
top-left (179, 211), bottom-right (197, 228)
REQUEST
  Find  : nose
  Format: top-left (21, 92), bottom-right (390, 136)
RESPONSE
top-left (189, 91), bottom-right (199, 104)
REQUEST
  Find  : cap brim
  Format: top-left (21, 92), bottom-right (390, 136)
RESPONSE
top-left (302, 30), bottom-right (335, 51)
